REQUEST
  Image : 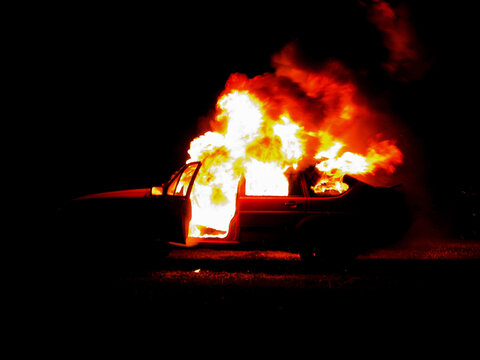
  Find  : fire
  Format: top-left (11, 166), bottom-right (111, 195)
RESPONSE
top-left (313, 141), bottom-right (369, 194)
top-left (244, 159), bottom-right (289, 196)
top-left (185, 44), bottom-right (404, 239)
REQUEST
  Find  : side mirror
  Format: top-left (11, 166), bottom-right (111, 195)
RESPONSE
top-left (151, 185), bottom-right (164, 196)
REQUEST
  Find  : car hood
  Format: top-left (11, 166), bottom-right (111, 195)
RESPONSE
top-left (73, 188), bottom-right (152, 201)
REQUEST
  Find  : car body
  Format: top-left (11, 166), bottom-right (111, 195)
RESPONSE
top-left (62, 161), bottom-right (410, 264)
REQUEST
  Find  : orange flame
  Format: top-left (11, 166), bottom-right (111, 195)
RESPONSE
top-left (185, 44), bottom-right (403, 239)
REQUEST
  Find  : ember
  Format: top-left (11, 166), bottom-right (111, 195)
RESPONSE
top-left (186, 43), bottom-right (403, 239)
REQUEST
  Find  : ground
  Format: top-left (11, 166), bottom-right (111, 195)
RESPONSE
top-left (56, 236), bottom-right (480, 326)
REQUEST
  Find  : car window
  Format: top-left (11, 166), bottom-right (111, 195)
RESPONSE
top-left (167, 171), bottom-right (182, 195)
top-left (303, 166), bottom-right (350, 197)
top-left (241, 168), bottom-right (304, 197)
top-left (166, 163), bottom-right (199, 197)
top-left (174, 163), bottom-right (199, 196)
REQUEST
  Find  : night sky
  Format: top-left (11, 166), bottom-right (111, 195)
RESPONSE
top-left (43, 1), bottom-right (478, 233)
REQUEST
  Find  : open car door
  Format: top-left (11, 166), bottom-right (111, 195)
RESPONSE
top-left (162, 162), bottom-right (201, 246)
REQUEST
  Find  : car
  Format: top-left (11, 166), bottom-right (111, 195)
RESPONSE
top-left (60, 161), bottom-right (411, 267)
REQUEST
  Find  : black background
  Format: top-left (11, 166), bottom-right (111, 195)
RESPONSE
top-left (36, 1), bottom-right (478, 234)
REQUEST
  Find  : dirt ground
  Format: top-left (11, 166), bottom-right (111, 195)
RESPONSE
top-left (34, 236), bottom-right (477, 344)
top-left (56, 236), bottom-right (475, 321)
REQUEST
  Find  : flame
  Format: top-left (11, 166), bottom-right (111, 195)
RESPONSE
top-left (244, 159), bottom-right (289, 196)
top-left (184, 44), bottom-right (404, 239)
top-left (313, 141), bottom-right (368, 194)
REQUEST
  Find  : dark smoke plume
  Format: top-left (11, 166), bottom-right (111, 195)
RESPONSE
top-left (364, 0), bottom-right (430, 82)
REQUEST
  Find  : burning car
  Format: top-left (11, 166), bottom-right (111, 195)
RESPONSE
top-left (62, 44), bottom-right (411, 265)
top-left (63, 160), bottom-right (410, 265)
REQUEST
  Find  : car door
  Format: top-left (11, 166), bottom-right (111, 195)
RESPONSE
top-left (162, 162), bottom-right (201, 246)
top-left (237, 171), bottom-right (306, 243)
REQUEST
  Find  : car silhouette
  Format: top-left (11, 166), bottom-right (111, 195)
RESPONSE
top-left (61, 161), bottom-right (410, 266)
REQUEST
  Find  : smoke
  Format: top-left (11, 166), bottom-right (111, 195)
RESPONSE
top-left (364, 0), bottom-right (429, 82)
top-left (207, 41), bottom-right (405, 186)
top-left (189, 37), bottom-right (433, 239)
top-left (271, 43), bottom-right (357, 134)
